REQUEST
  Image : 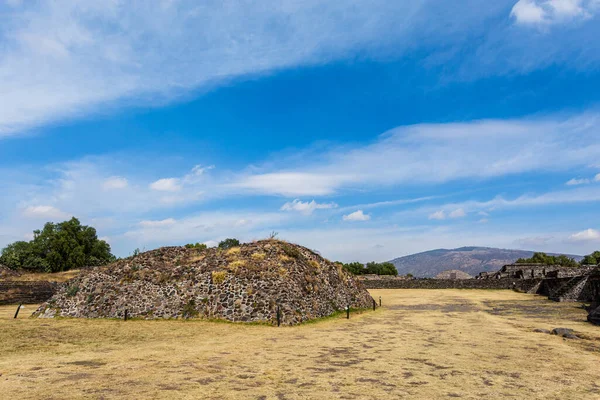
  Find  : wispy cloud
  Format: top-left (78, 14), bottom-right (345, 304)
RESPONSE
top-left (2, 1), bottom-right (600, 135)
top-left (280, 199), bottom-right (337, 215)
top-left (233, 113), bottom-right (600, 196)
top-left (566, 177), bottom-right (591, 185)
top-left (511, 0), bottom-right (598, 26)
top-left (21, 205), bottom-right (69, 220)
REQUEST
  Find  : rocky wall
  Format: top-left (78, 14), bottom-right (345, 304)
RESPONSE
top-left (0, 281), bottom-right (57, 305)
top-left (361, 278), bottom-right (541, 291)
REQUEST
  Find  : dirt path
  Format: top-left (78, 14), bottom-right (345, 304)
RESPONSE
top-left (1, 290), bottom-right (599, 399)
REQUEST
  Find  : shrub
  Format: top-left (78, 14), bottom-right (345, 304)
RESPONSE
top-left (279, 255), bottom-right (293, 263)
top-left (251, 252), bottom-right (266, 261)
top-left (66, 285), bottom-right (79, 297)
top-left (309, 260), bottom-right (320, 269)
top-left (212, 271), bottom-right (227, 284)
top-left (228, 260), bottom-right (245, 271)
top-left (226, 247), bottom-right (241, 256)
top-left (182, 300), bottom-right (199, 319)
top-left (185, 243), bottom-right (208, 251)
top-left (282, 244), bottom-right (301, 259)
top-left (218, 238), bottom-right (240, 250)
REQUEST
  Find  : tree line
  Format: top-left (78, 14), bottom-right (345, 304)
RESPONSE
top-left (340, 261), bottom-right (398, 276)
top-left (516, 251), bottom-right (600, 267)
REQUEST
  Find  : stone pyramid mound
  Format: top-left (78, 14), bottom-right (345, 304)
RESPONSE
top-left (34, 240), bottom-right (374, 325)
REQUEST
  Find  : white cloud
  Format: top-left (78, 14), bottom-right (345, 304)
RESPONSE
top-left (103, 176), bottom-right (128, 190)
top-left (595, 173), bottom-right (600, 182)
top-left (478, 211), bottom-right (490, 216)
top-left (568, 228), bottom-right (600, 242)
top-left (150, 178), bottom-right (181, 192)
top-left (478, 218), bottom-right (489, 224)
top-left (139, 218), bottom-right (177, 228)
top-left (2, 2), bottom-right (599, 136)
top-left (280, 199), bottom-right (338, 215)
top-left (429, 210), bottom-right (446, 220)
top-left (233, 113), bottom-right (600, 196)
top-left (566, 177), bottom-right (590, 185)
top-left (449, 208), bottom-right (466, 218)
top-left (22, 205), bottom-right (69, 220)
top-left (232, 173), bottom-right (346, 196)
top-left (343, 210), bottom-right (371, 222)
top-left (511, 0), bottom-right (597, 25)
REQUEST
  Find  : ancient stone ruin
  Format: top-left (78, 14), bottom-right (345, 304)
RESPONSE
top-left (434, 270), bottom-right (472, 280)
top-left (34, 240), bottom-right (374, 325)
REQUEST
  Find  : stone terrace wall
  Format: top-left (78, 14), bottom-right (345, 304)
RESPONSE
top-left (361, 278), bottom-right (541, 291)
top-left (0, 281), bottom-right (57, 305)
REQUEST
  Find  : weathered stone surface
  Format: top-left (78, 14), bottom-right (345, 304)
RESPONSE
top-left (33, 240), bottom-right (374, 325)
top-left (434, 270), bottom-right (472, 280)
top-left (533, 328), bottom-right (551, 334)
top-left (588, 305), bottom-right (600, 326)
top-left (551, 328), bottom-right (574, 337)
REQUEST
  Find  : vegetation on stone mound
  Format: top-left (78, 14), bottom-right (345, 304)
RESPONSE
top-left (340, 261), bottom-right (398, 276)
top-left (218, 238), bottom-right (240, 250)
top-left (0, 217), bottom-right (114, 272)
top-left (516, 252), bottom-right (581, 268)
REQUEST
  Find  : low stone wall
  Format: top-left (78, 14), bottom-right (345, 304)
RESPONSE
top-left (361, 278), bottom-right (541, 291)
top-left (0, 281), bottom-right (57, 305)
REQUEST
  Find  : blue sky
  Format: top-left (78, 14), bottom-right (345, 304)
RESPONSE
top-left (1, 0), bottom-right (600, 261)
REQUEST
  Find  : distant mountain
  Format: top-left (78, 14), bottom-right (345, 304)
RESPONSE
top-left (388, 247), bottom-right (583, 278)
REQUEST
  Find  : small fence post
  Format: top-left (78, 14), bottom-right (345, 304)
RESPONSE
top-left (124, 309), bottom-right (128, 321)
top-left (14, 304), bottom-right (22, 319)
top-left (276, 305), bottom-right (281, 327)
top-left (379, 296), bottom-right (382, 307)
top-left (373, 299), bottom-right (376, 311)
top-left (346, 305), bottom-right (350, 319)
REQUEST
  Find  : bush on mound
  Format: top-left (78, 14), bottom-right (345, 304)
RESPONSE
top-left (34, 240), bottom-right (374, 325)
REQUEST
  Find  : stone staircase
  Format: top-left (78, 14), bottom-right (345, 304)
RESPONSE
top-left (548, 275), bottom-right (588, 302)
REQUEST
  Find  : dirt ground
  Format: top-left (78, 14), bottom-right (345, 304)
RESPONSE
top-left (1, 289), bottom-right (599, 399)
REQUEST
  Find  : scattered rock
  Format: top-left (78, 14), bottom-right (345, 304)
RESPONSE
top-left (533, 328), bottom-right (551, 334)
top-left (551, 328), bottom-right (574, 337)
top-left (588, 304), bottom-right (600, 326)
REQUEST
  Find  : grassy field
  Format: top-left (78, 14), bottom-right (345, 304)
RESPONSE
top-left (1, 290), bottom-right (600, 399)
top-left (3, 270), bottom-right (82, 283)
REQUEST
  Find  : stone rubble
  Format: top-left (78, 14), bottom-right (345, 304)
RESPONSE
top-left (33, 240), bottom-right (374, 325)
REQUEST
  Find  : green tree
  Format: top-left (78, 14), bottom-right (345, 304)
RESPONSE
top-left (0, 217), bottom-right (114, 272)
top-left (581, 251), bottom-right (600, 265)
top-left (516, 252), bottom-right (578, 267)
top-left (363, 261), bottom-right (398, 276)
top-left (342, 262), bottom-right (365, 275)
top-left (218, 238), bottom-right (241, 250)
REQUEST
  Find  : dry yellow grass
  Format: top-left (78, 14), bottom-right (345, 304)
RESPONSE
top-left (226, 247), bottom-right (241, 256)
top-left (1, 290), bottom-right (600, 399)
top-left (251, 252), bottom-right (266, 261)
top-left (211, 271), bottom-right (227, 284)
top-left (5, 270), bottom-right (82, 283)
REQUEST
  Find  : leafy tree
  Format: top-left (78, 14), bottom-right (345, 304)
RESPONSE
top-left (581, 251), bottom-right (600, 265)
top-left (0, 217), bottom-right (114, 272)
top-left (218, 238), bottom-right (240, 250)
top-left (342, 262), bottom-right (365, 275)
top-left (364, 261), bottom-right (398, 276)
top-left (516, 252), bottom-right (578, 267)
